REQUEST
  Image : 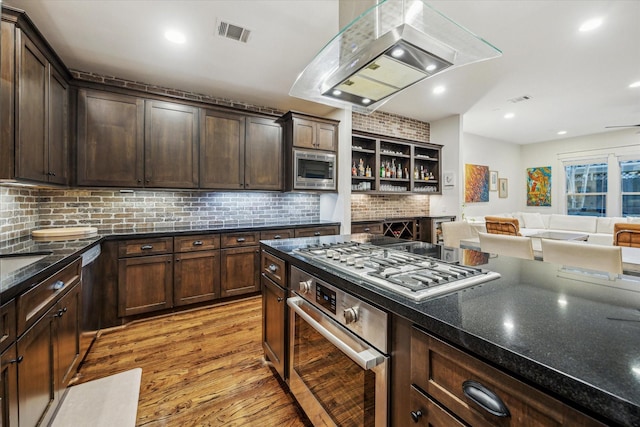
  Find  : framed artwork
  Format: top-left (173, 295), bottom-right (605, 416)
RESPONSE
top-left (443, 171), bottom-right (455, 188)
top-left (527, 166), bottom-right (552, 206)
top-left (464, 164), bottom-right (489, 203)
top-left (498, 178), bottom-right (508, 198)
top-left (489, 170), bottom-right (498, 191)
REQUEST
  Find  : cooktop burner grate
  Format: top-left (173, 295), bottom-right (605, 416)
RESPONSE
top-left (295, 241), bottom-right (500, 301)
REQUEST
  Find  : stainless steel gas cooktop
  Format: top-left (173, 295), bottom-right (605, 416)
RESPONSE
top-left (295, 241), bottom-right (501, 301)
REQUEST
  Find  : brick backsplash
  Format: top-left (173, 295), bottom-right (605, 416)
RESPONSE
top-left (0, 186), bottom-right (320, 239)
top-left (352, 111), bottom-right (430, 143)
top-left (0, 187), bottom-right (39, 240)
top-left (351, 194), bottom-right (430, 221)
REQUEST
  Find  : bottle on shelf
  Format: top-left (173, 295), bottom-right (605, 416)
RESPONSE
top-left (397, 163), bottom-right (402, 179)
top-left (414, 166), bottom-right (419, 179)
top-left (386, 162), bottom-right (391, 178)
top-left (380, 164), bottom-right (385, 178)
top-left (365, 165), bottom-right (371, 177)
top-left (391, 159), bottom-right (396, 178)
top-left (358, 158), bottom-right (365, 177)
top-left (352, 162), bottom-right (357, 177)
top-left (420, 165), bottom-right (425, 180)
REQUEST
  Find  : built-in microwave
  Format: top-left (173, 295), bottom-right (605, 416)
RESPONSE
top-left (292, 149), bottom-right (337, 191)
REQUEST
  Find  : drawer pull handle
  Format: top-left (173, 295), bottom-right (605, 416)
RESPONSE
top-left (268, 264), bottom-right (278, 273)
top-left (277, 297), bottom-right (284, 303)
top-left (314, 232), bottom-right (321, 236)
top-left (141, 245), bottom-right (153, 250)
top-left (193, 240), bottom-right (204, 246)
top-left (53, 280), bottom-right (65, 290)
top-left (364, 227), bottom-right (371, 232)
top-left (236, 238), bottom-right (246, 243)
top-left (9, 356), bottom-right (23, 364)
top-left (274, 235), bottom-right (282, 239)
top-left (462, 380), bottom-right (510, 418)
top-left (54, 307), bottom-right (68, 318)
top-left (410, 410), bottom-right (423, 423)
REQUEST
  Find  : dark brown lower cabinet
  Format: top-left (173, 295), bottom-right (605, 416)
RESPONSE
top-left (17, 305), bottom-right (56, 427)
top-left (56, 283), bottom-right (81, 391)
top-left (410, 386), bottom-right (466, 426)
top-left (261, 275), bottom-right (286, 379)
top-left (118, 254), bottom-right (173, 317)
top-left (0, 344), bottom-right (19, 427)
top-left (220, 246), bottom-right (259, 298)
top-left (174, 250), bottom-right (221, 306)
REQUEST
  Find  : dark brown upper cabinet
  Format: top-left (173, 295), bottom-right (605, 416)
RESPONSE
top-left (14, 28), bottom-right (68, 184)
top-left (281, 111), bottom-right (338, 152)
top-left (144, 100), bottom-right (199, 188)
top-left (76, 89), bottom-right (145, 187)
top-left (200, 109), bottom-right (282, 191)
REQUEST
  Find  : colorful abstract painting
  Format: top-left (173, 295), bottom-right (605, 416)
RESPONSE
top-left (527, 166), bottom-right (552, 206)
top-left (464, 164), bottom-right (489, 203)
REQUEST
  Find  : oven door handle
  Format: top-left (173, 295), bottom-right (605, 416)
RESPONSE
top-left (288, 296), bottom-right (385, 370)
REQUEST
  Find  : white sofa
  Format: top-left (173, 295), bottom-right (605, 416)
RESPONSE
top-left (465, 212), bottom-right (640, 246)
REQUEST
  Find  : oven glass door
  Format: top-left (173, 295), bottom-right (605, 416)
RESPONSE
top-left (288, 296), bottom-right (388, 427)
top-left (293, 150), bottom-right (336, 190)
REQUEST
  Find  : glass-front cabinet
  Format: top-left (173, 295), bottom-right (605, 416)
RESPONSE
top-left (351, 132), bottom-right (442, 194)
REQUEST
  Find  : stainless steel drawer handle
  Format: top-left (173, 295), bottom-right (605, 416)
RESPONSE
top-left (193, 240), bottom-right (204, 246)
top-left (364, 227), bottom-right (371, 232)
top-left (462, 380), bottom-right (510, 418)
top-left (314, 232), bottom-right (321, 236)
top-left (268, 264), bottom-right (278, 273)
top-left (141, 245), bottom-right (153, 250)
top-left (52, 280), bottom-right (65, 290)
top-left (236, 237), bottom-right (246, 243)
top-left (274, 235), bottom-right (282, 239)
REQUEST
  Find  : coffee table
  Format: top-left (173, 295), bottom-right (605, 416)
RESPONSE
top-left (528, 231), bottom-right (589, 241)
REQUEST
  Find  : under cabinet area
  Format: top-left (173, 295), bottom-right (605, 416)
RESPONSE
top-left (351, 132), bottom-right (442, 194)
top-left (410, 327), bottom-right (605, 427)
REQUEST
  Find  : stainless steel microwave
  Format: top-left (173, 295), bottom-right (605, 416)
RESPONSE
top-left (293, 149), bottom-right (337, 191)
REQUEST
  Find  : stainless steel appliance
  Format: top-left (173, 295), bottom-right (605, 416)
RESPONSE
top-left (293, 149), bottom-right (336, 191)
top-left (294, 241), bottom-right (501, 301)
top-left (288, 266), bottom-right (388, 427)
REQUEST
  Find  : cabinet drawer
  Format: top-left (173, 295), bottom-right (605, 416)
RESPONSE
top-left (118, 237), bottom-right (173, 257)
top-left (0, 300), bottom-right (16, 354)
top-left (174, 234), bottom-right (220, 252)
top-left (221, 232), bottom-right (260, 248)
top-left (351, 222), bottom-right (384, 234)
top-left (261, 251), bottom-right (286, 287)
top-left (411, 328), bottom-right (605, 427)
top-left (410, 385), bottom-right (467, 427)
top-left (17, 258), bottom-right (81, 336)
top-left (294, 225), bottom-right (339, 238)
top-left (260, 229), bottom-right (294, 241)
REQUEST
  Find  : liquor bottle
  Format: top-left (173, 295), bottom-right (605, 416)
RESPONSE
top-left (404, 167), bottom-right (409, 179)
top-left (386, 162), bottom-right (391, 178)
top-left (380, 164), bottom-right (385, 178)
top-left (358, 158), bottom-right (365, 177)
top-left (352, 162), bottom-right (357, 177)
top-left (397, 163), bottom-right (402, 179)
top-left (420, 165), bottom-right (425, 180)
top-left (365, 165), bottom-right (371, 177)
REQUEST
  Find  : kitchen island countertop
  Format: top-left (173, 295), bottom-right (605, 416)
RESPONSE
top-left (261, 234), bottom-right (640, 426)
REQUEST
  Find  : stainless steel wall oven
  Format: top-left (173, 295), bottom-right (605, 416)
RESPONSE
top-left (288, 266), bottom-right (388, 427)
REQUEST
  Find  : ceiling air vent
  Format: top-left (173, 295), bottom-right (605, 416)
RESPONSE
top-left (217, 19), bottom-right (251, 43)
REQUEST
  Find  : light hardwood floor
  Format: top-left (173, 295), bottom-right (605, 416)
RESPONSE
top-left (75, 296), bottom-right (312, 427)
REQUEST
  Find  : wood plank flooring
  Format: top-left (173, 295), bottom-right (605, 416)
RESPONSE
top-left (74, 296), bottom-right (312, 427)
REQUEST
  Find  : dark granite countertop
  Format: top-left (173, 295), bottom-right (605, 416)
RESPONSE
top-left (261, 234), bottom-right (640, 426)
top-left (0, 220), bottom-right (340, 301)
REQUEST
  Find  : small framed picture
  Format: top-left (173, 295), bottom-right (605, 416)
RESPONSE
top-left (498, 178), bottom-right (508, 198)
top-left (489, 170), bottom-right (498, 191)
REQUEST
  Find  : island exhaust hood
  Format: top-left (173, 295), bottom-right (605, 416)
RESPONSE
top-left (289, 0), bottom-right (502, 114)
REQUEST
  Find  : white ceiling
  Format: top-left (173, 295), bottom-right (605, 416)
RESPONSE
top-left (4, 0), bottom-right (640, 144)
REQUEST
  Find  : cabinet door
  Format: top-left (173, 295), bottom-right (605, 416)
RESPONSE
top-left (245, 117), bottom-right (283, 190)
top-left (220, 247), bottom-right (259, 298)
top-left (316, 121), bottom-right (337, 151)
top-left (56, 284), bottom-right (81, 392)
top-left (77, 89), bottom-right (144, 187)
top-left (118, 254), bottom-right (173, 317)
top-left (262, 275), bottom-right (286, 379)
top-left (174, 250), bottom-right (220, 306)
top-left (47, 68), bottom-right (68, 185)
top-left (145, 100), bottom-right (198, 188)
top-left (291, 117), bottom-right (315, 149)
top-left (17, 308), bottom-right (56, 427)
top-left (199, 109), bottom-right (245, 189)
top-left (16, 33), bottom-right (48, 183)
top-left (0, 344), bottom-right (19, 427)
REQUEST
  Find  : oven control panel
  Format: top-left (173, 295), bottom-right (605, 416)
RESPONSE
top-left (291, 265), bottom-right (388, 353)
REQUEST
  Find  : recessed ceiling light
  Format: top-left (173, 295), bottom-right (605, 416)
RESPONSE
top-left (332, 89), bottom-right (342, 96)
top-left (165, 30), bottom-right (186, 44)
top-left (579, 18), bottom-right (603, 32)
top-left (426, 64), bottom-right (437, 72)
top-left (362, 98), bottom-right (371, 105)
top-left (433, 85), bottom-right (446, 95)
top-left (630, 81), bottom-right (640, 88)
top-left (391, 48), bottom-right (405, 58)
top-left (557, 130), bottom-right (567, 135)
top-left (504, 112), bottom-right (515, 119)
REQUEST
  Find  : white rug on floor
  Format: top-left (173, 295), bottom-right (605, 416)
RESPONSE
top-left (51, 368), bottom-right (142, 427)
